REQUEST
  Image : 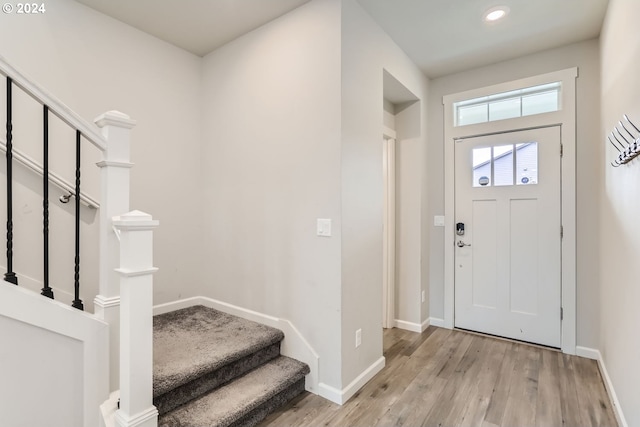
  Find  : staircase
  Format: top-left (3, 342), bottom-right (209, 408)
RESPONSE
top-left (154, 305), bottom-right (309, 427)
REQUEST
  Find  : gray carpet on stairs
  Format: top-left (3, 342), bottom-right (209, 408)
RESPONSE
top-left (154, 305), bottom-right (309, 427)
top-left (154, 305), bottom-right (284, 398)
top-left (158, 356), bottom-right (309, 427)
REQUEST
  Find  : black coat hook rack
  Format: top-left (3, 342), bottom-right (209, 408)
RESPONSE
top-left (609, 114), bottom-right (640, 167)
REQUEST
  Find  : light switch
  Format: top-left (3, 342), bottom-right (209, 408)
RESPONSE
top-left (434, 215), bottom-right (445, 227)
top-left (317, 219), bottom-right (332, 237)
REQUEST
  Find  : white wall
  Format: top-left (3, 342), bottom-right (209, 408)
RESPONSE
top-left (0, 0), bottom-right (204, 308)
top-left (599, 0), bottom-right (640, 424)
top-left (427, 40), bottom-right (602, 350)
top-left (200, 0), bottom-right (344, 390)
top-left (200, 0), bottom-right (429, 395)
top-left (0, 283), bottom-right (109, 427)
top-left (0, 314), bottom-right (83, 427)
top-left (394, 101), bottom-right (424, 326)
top-left (340, 0), bottom-right (429, 386)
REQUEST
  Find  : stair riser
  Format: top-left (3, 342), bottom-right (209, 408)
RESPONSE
top-left (155, 342), bottom-right (282, 415)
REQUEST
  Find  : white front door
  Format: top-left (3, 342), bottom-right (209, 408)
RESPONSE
top-left (454, 126), bottom-right (561, 347)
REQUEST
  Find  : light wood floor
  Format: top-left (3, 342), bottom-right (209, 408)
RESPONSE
top-left (259, 327), bottom-right (618, 427)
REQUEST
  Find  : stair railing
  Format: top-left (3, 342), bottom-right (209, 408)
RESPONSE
top-left (0, 55), bottom-right (152, 424)
top-left (1, 57), bottom-right (107, 305)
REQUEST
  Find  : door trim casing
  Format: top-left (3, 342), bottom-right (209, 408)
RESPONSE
top-left (382, 128), bottom-right (396, 329)
top-left (442, 68), bottom-right (578, 354)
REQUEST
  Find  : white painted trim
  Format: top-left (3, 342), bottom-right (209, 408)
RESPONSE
top-left (94, 111), bottom-right (137, 130)
top-left (429, 317), bottom-right (445, 328)
top-left (442, 68), bottom-right (578, 354)
top-left (316, 382), bottom-right (342, 405)
top-left (94, 295), bottom-right (121, 309)
top-left (574, 347), bottom-right (628, 427)
top-left (96, 161), bottom-right (135, 169)
top-left (383, 125), bottom-right (396, 139)
top-left (0, 54), bottom-right (107, 151)
top-left (0, 281), bottom-right (109, 427)
top-left (318, 357), bottom-right (385, 405)
top-left (115, 267), bottom-right (159, 278)
top-left (382, 138), bottom-right (396, 329)
top-left (153, 297), bottom-right (320, 395)
top-left (575, 346), bottom-right (600, 360)
top-left (114, 406), bottom-right (158, 427)
top-left (394, 318), bottom-right (430, 333)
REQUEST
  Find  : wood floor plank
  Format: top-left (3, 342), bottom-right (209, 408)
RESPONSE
top-left (501, 344), bottom-right (541, 427)
top-left (536, 349), bottom-right (563, 427)
top-left (435, 330), bottom-right (474, 380)
top-left (337, 328), bottom-right (452, 427)
top-left (483, 343), bottom-right (518, 425)
top-left (558, 352), bottom-right (585, 427)
top-left (435, 337), bottom-right (493, 427)
top-left (374, 328), bottom-right (462, 427)
top-left (572, 356), bottom-right (618, 427)
top-left (258, 328), bottom-right (618, 427)
top-left (459, 338), bottom-right (509, 427)
top-left (419, 333), bottom-right (477, 425)
top-left (402, 325), bottom-right (437, 357)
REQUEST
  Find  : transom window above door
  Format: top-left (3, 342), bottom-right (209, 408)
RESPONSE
top-left (471, 142), bottom-right (538, 187)
top-left (454, 82), bottom-right (561, 127)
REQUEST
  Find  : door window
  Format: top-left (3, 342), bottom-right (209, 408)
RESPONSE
top-left (472, 142), bottom-right (538, 187)
top-left (455, 82), bottom-right (561, 126)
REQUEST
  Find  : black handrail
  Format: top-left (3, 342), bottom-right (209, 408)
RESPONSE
top-left (41, 105), bottom-right (53, 299)
top-left (4, 76), bottom-right (17, 285)
top-left (71, 130), bottom-right (83, 311)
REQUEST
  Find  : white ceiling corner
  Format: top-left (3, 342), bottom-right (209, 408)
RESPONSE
top-left (73, 0), bottom-right (312, 57)
top-left (73, 0), bottom-right (609, 78)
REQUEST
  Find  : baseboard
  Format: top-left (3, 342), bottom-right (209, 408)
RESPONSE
top-left (153, 297), bottom-right (320, 395)
top-left (318, 356), bottom-right (385, 405)
top-left (394, 318), bottom-right (430, 333)
top-left (575, 346), bottom-right (599, 360)
top-left (575, 346), bottom-right (628, 427)
top-left (429, 317), bottom-right (445, 328)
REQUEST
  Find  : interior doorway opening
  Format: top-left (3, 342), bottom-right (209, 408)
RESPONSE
top-left (382, 69), bottom-right (422, 332)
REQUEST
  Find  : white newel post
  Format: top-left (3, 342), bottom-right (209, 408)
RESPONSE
top-left (93, 111), bottom-right (136, 392)
top-left (113, 210), bottom-right (159, 427)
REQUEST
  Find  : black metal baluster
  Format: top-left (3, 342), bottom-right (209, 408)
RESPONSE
top-left (41, 106), bottom-right (53, 299)
top-left (71, 130), bottom-right (83, 310)
top-left (4, 77), bottom-right (17, 285)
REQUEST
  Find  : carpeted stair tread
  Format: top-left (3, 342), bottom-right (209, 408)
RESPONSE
top-left (154, 305), bottom-right (285, 397)
top-left (158, 355), bottom-right (310, 427)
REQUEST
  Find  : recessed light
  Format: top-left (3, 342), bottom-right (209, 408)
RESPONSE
top-left (484, 6), bottom-right (510, 22)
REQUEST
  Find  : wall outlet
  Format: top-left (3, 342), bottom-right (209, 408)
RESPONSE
top-left (355, 329), bottom-right (362, 348)
top-left (422, 290), bottom-right (425, 303)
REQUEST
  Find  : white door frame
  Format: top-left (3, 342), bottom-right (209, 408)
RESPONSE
top-left (382, 127), bottom-right (396, 329)
top-left (443, 68), bottom-right (578, 354)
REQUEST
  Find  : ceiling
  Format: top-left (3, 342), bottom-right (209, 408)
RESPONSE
top-left (74, 0), bottom-right (313, 57)
top-left (74, 0), bottom-right (609, 78)
top-left (358, 0), bottom-right (609, 78)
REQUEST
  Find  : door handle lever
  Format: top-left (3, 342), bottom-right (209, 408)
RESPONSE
top-left (457, 241), bottom-right (471, 248)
